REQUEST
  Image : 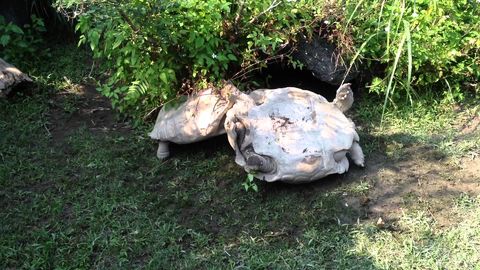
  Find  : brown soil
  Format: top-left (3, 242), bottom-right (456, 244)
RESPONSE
top-left (46, 84), bottom-right (132, 143)
top-left (355, 112), bottom-right (480, 227)
top-left (351, 149), bottom-right (480, 227)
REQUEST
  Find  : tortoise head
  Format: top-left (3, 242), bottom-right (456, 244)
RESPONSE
top-left (219, 82), bottom-right (242, 102)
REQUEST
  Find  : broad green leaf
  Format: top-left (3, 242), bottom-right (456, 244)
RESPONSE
top-left (160, 73), bottom-right (168, 84)
top-left (112, 37), bottom-right (123, 49)
top-left (0, 34), bottom-right (10, 46)
top-left (9, 25), bottom-right (24, 34)
top-left (89, 30), bottom-right (100, 51)
top-left (195, 37), bottom-right (204, 48)
top-left (227, 54), bottom-right (237, 61)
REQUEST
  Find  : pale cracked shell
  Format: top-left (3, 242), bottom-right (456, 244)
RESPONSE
top-left (149, 88), bottom-right (230, 144)
top-left (225, 87), bottom-right (360, 183)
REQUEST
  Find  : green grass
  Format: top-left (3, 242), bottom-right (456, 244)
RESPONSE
top-left (355, 95), bottom-right (480, 159)
top-left (353, 205), bottom-right (480, 269)
top-left (0, 95), bottom-right (371, 269)
top-left (1, 43), bottom-right (480, 269)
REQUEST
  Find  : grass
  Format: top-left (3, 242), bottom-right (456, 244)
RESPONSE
top-left (1, 43), bottom-right (480, 269)
top-left (354, 94), bottom-right (480, 160)
top-left (353, 205), bottom-right (480, 269)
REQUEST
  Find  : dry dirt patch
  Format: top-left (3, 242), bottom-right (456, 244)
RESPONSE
top-left (351, 146), bottom-right (480, 227)
top-left (46, 84), bottom-right (132, 143)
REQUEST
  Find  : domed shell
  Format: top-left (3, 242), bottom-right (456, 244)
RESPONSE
top-left (149, 87), bottom-right (235, 144)
top-left (225, 87), bottom-right (360, 183)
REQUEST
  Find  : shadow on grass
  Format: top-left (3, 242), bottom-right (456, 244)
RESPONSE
top-left (169, 128), bottom-right (480, 227)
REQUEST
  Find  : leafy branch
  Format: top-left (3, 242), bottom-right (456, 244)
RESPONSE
top-left (249, 0), bottom-right (282, 24)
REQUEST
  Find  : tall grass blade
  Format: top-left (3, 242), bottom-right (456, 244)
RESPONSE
top-left (381, 21), bottom-right (408, 126)
top-left (394, 0), bottom-right (406, 34)
top-left (385, 20), bottom-right (391, 60)
top-left (341, 33), bottom-right (378, 85)
top-left (405, 21), bottom-right (413, 104)
top-left (343, 0), bottom-right (365, 36)
top-left (444, 78), bottom-right (454, 102)
top-left (376, 0), bottom-right (387, 34)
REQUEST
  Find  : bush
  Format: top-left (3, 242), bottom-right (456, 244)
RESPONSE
top-left (54, 0), bottom-right (332, 121)
top-left (55, 0), bottom-right (479, 121)
top-left (345, 0), bottom-right (480, 104)
top-left (0, 15), bottom-right (47, 67)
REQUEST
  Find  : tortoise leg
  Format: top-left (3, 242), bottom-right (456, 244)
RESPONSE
top-left (156, 141), bottom-right (170, 160)
top-left (235, 121), bottom-right (275, 173)
top-left (337, 156), bottom-right (350, 174)
top-left (235, 122), bottom-right (246, 147)
top-left (333, 150), bottom-right (348, 162)
top-left (333, 83), bottom-right (353, 112)
top-left (244, 148), bottom-right (276, 173)
top-left (350, 141), bottom-right (365, 167)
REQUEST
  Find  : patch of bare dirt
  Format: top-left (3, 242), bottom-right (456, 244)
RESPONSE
top-left (347, 146), bottom-right (480, 227)
top-left (46, 84), bottom-right (132, 143)
top-left (460, 156), bottom-right (480, 177)
top-left (460, 115), bottom-right (480, 135)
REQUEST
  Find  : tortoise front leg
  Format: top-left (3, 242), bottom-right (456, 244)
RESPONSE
top-left (243, 147), bottom-right (276, 173)
top-left (156, 141), bottom-right (170, 160)
top-left (235, 122), bottom-right (276, 174)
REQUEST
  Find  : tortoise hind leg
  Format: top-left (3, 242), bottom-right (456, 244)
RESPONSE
top-left (350, 141), bottom-right (365, 167)
top-left (156, 141), bottom-right (170, 160)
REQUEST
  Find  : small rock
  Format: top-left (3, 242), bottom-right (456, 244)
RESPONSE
top-left (376, 217), bottom-right (385, 228)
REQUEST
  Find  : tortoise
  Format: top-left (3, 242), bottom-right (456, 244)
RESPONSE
top-left (224, 83), bottom-right (364, 183)
top-left (149, 84), bottom-right (239, 159)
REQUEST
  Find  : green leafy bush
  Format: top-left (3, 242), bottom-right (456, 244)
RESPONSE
top-left (55, 0), bottom-right (330, 120)
top-left (0, 15), bottom-right (47, 66)
top-left (55, 0), bottom-right (479, 121)
top-left (345, 0), bottom-right (480, 104)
